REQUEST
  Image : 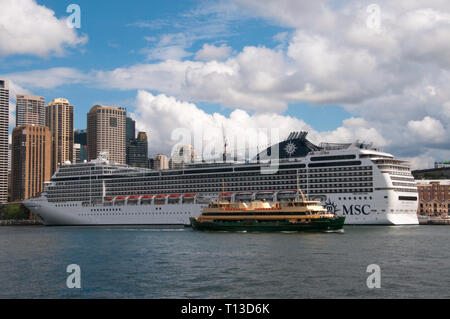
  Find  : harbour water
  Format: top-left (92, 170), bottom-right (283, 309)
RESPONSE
top-left (0, 225), bottom-right (448, 299)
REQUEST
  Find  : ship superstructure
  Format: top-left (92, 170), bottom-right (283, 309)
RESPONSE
top-left (24, 132), bottom-right (419, 226)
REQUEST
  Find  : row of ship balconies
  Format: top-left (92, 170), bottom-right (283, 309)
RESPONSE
top-left (47, 186), bottom-right (376, 202)
top-left (46, 182), bottom-right (376, 199)
top-left (54, 171), bottom-right (374, 187)
top-left (49, 176), bottom-right (375, 192)
top-left (54, 164), bottom-right (374, 179)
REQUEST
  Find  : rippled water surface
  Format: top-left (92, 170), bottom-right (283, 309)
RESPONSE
top-left (0, 225), bottom-right (448, 298)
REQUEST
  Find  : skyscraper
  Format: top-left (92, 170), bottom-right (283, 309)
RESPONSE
top-left (126, 131), bottom-right (149, 168)
top-left (126, 117), bottom-right (136, 141)
top-left (73, 143), bottom-right (81, 164)
top-left (45, 98), bottom-right (74, 174)
top-left (153, 154), bottom-right (169, 170)
top-left (0, 79), bottom-right (9, 204)
top-left (87, 105), bottom-right (126, 164)
top-left (11, 125), bottom-right (52, 201)
top-left (74, 129), bottom-right (87, 162)
top-left (16, 94), bottom-right (45, 127)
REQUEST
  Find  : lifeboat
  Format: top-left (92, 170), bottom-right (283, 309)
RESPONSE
top-left (220, 193), bottom-right (233, 197)
top-left (115, 196), bottom-right (127, 200)
top-left (128, 195), bottom-right (139, 200)
top-left (169, 194), bottom-right (181, 198)
top-left (183, 194), bottom-right (196, 197)
top-left (155, 194), bottom-right (167, 199)
top-left (142, 195), bottom-right (153, 199)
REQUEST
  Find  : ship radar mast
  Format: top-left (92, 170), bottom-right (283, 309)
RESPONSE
top-left (222, 123), bottom-right (227, 162)
top-left (93, 151), bottom-right (109, 164)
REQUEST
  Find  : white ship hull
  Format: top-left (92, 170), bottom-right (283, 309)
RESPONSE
top-left (25, 193), bottom-right (418, 226)
top-left (321, 193), bottom-right (419, 225)
top-left (25, 199), bottom-right (206, 226)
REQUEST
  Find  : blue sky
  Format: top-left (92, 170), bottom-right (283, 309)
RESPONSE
top-left (2, 0), bottom-right (450, 168)
top-left (0, 0), bottom-right (351, 131)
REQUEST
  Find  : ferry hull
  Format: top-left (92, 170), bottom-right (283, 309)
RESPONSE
top-left (190, 217), bottom-right (346, 232)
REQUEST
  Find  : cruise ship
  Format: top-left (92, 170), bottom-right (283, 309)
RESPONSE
top-left (24, 132), bottom-right (419, 226)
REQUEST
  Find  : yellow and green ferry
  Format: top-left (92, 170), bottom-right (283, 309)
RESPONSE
top-left (190, 187), bottom-right (345, 232)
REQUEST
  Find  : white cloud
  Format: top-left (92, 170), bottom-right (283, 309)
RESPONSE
top-left (319, 118), bottom-right (388, 147)
top-left (132, 90), bottom-right (313, 157)
top-left (195, 43), bottom-right (232, 61)
top-left (141, 33), bottom-right (193, 61)
top-left (143, 46), bottom-right (192, 61)
top-left (0, 0), bottom-right (87, 57)
top-left (7, 80), bottom-right (31, 128)
top-left (407, 116), bottom-right (446, 143)
top-left (4, 0), bottom-right (450, 167)
top-left (233, 0), bottom-right (337, 31)
top-left (3, 67), bottom-right (87, 89)
top-left (131, 90), bottom-right (389, 161)
top-left (404, 154), bottom-right (435, 171)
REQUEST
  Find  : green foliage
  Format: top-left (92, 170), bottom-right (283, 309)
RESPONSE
top-left (0, 204), bottom-right (29, 220)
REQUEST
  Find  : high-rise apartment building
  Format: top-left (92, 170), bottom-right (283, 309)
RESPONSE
top-left (153, 154), bottom-right (169, 170)
top-left (11, 125), bottom-right (52, 201)
top-left (74, 129), bottom-right (87, 162)
top-left (126, 131), bottom-right (149, 168)
top-left (16, 94), bottom-right (45, 127)
top-left (45, 98), bottom-right (74, 174)
top-left (74, 129), bottom-right (87, 145)
top-left (87, 105), bottom-right (126, 164)
top-left (0, 79), bottom-right (9, 204)
top-left (73, 143), bottom-right (81, 164)
top-left (126, 117), bottom-right (136, 141)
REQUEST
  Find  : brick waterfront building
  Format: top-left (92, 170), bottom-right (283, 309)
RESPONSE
top-left (416, 180), bottom-right (450, 217)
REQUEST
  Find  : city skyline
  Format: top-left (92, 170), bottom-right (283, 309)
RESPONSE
top-left (0, 1), bottom-right (450, 170)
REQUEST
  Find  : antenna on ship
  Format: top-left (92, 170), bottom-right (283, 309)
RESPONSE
top-left (217, 179), bottom-right (226, 202)
top-left (222, 123), bottom-right (227, 163)
top-left (102, 180), bottom-right (106, 204)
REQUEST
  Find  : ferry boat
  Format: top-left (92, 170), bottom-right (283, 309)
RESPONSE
top-left (190, 188), bottom-right (345, 232)
top-left (24, 131), bottom-right (419, 226)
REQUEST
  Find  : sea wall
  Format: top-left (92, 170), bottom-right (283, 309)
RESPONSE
top-left (0, 219), bottom-right (43, 226)
top-left (418, 217), bottom-right (450, 225)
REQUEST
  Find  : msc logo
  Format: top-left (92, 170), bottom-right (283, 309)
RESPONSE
top-left (324, 200), bottom-right (340, 214)
top-left (343, 204), bottom-right (371, 215)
